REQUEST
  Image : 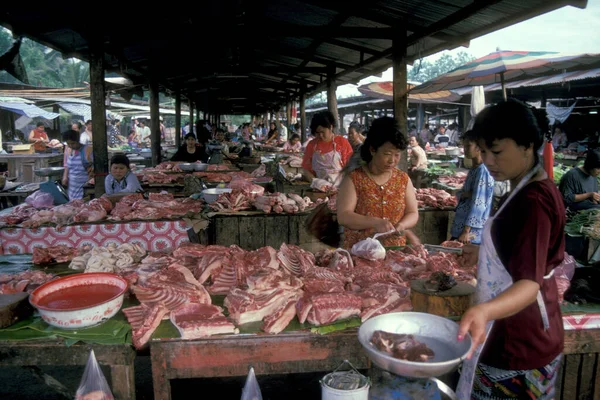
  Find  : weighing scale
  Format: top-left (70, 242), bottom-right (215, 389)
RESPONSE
top-left (34, 167), bottom-right (69, 205)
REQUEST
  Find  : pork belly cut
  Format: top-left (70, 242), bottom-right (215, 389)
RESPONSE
top-left (297, 293), bottom-right (362, 326)
top-left (262, 295), bottom-right (300, 334)
top-left (209, 252), bottom-right (244, 294)
top-left (122, 303), bottom-right (169, 349)
top-left (277, 243), bottom-right (315, 276)
top-left (139, 263), bottom-right (212, 305)
top-left (133, 285), bottom-right (189, 311)
top-left (245, 269), bottom-right (302, 292)
top-left (172, 243), bottom-right (207, 258)
top-left (302, 279), bottom-right (345, 294)
top-left (360, 288), bottom-right (412, 322)
top-left (170, 303), bottom-right (238, 338)
top-left (195, 251), bottom-right (227, 284)
top-left (245, 246), bottom-right (279, 270)
top-left (224, 287), bottom-right (300, 325)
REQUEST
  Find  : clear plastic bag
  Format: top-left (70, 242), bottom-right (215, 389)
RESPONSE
top-left (554, 252), bottom-right (576, 303)
top-left (75, 350), bottom-right (114, 400)
top-left (25, 191), bottom-right (54, 208)
top-left (350, 230), bottom-right (395, 261)
top-left (228, 177), bottom-right (265, 197)
top-left (241, 367), bottom-right (263, 400)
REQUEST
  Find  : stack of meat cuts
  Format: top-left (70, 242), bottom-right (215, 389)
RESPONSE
top-left (416, 188), bottom-right (457, 209)
top-left (109, 193), bottom-right (203, 221)
top-left (140, 172), bottom-right (183, 184)
top-left (0, 270), bottom-right (56, 294)
top-left (437, 172), bottom-right (467, 188)
top-left (253, 193), bottom-right (313, 214)
top-left (0, 203), bottom-right (42, 226)
top-left (33, 245), bottom-right (81, 264)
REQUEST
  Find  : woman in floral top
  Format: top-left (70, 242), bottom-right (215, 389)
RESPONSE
top-left (337, 117), bottom-right (419, 248)
top-left (450, 131), bottom-right (495, 244)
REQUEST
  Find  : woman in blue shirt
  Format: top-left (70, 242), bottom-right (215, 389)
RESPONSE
top-left (105, 154), bottom-right (143, 195)
top-left (451, 131), bottom-right (495, 244)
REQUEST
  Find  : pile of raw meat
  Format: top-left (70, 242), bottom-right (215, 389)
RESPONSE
top-left (370, 330), bottom-right (435, 362)
top-left (33, 245), bottom-right (83, 265)
top-left (109, 193), bottom-right (203, 221)
top-left (210, 189), bottom-right (325, 214)
top-left (0, 270), bottom-right (56, 294)
top-left (415, 188), bottom-right (457, 209)
top-left (108, 239), bottom-right (478, 348)
top-left (437, 172), bottom-right (467, 188)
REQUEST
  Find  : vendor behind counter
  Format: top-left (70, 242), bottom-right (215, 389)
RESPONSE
top-left (559, 149), bottom-right (600, 211)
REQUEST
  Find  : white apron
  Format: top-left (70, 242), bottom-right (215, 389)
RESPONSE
top-left (456, 165), bottom-right (554, 399)
top-left (311, 140), bottom-right (344, 184)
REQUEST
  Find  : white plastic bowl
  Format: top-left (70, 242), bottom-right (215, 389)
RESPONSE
top-left (29, 273), bottom-right (128, 329)
top-left (201, 188), bottom-right (232, 203)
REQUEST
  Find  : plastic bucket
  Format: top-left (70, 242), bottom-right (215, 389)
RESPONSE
top-left (320, 362), bottom-right (370, 400)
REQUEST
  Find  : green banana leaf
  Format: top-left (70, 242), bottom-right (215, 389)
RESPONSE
top-left (310, 317), bottom-right (362, 335)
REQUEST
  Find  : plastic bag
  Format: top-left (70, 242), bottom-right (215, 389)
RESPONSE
top-left (241, 367), bottom-right (263, 400)
top-left (350, 230), bottom-right (396, 261)
top-left (25, 191), bottom-right (54, 208)
top-left (310, 178), bottom-right (334, 193)
top-left (75, 350), bottom-right (114, 400)
top-left (554, 252), bottom-right (576, 303)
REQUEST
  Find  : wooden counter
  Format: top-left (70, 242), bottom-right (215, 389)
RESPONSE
top-left (0, 154), bottom-right (63, 183)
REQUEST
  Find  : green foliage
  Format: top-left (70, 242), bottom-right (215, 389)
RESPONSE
top-left (408, 51), bottom-right (475, 83)
top-left (0, 27), bottom-right (89, 88)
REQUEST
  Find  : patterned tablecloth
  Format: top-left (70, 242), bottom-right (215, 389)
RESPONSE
top-left (0, 220), bottom-right (191, 254)
top-left (563, 313), bottom-right (600, 330)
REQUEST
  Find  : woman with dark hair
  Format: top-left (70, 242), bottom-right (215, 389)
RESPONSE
top-left (558, 148), bottom-right (600, 210)
top-left (301, 111), bottom-right (353, 184)
top-left (282, 134), bottom-right (302, 152)
top-left (61, 129), bottom-right (93, 201)
top-left (105, 154), bottom-right (143, 195)
top-left (171, 133), bottom-right (208, 163)
top-left (456, 99), bottom-right (565, 400)
top-left (264, 122), bottom-right (279, 145)
top-left (337, 117), bottom-right (418, 248)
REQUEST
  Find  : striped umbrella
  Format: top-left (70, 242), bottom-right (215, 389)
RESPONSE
top-left (357, 81), bottom-right (462, 103)
top-left (411, 51), bottom-right (600, 100)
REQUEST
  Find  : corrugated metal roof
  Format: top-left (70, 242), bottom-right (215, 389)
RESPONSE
top-left (0, 0), bottom-right (588, 114)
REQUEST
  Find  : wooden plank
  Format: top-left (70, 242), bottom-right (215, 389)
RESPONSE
top-left (110, 364), bottom-right (137, 400)
top-left (564, 329), bottom-right (600, 354)
top-left (265, 215), bottom-right (289, 248)
top-left (557, 358), bottom-right (565, 400)
top-left (288, 214), bottom-right (301, 245)
top-left (594, 354), bottom-right (600, 400)
top-left (151, 343), bottom-right (172, 400)
top-left (239, 215), bottom-right (265, 250)
top-left (562, 354), bottom-right (582, 400)
top-left (214, 216), bottom-right (240, 246)
top-left (579, 353), bottom-right (596, 400)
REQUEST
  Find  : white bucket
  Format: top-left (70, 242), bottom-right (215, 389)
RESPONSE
top-left (320, 371), bottom-right (370, 400)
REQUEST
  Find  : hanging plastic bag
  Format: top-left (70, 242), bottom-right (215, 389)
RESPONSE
top-left (350, 230), bottom-right (397, 261)
top-left (25, 191), bottom-right (54, 208)
top-left (554, 252), bottom-right (576, 303)
top-left (75, 350), bottom-right (115, 400)
top-left (241, 367), bottom-right (263, 400)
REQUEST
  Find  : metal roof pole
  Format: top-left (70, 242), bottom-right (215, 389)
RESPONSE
top-left (188, 99), bottom-right (194, 139)
top-left (175, 91), bottom-right (181, 148)
top-left (300, 81), bottom-right (307, 143)
top-left (149, 77), bottom-right (161, 167)
top-left (89, 39), bottom-right (108, 199)
top-left (393, 28), bottom-right (408, 171)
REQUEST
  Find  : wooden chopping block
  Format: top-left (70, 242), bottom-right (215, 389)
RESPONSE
top-left (410, 279), bottom-right (475, 318)
top-left (0, 292), bottom-right (34, 328)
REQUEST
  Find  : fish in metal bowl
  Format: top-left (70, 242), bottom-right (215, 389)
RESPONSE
top-left (358, 311), bottom-right (472, 378)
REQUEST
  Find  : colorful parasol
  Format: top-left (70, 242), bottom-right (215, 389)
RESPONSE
top-left (411, 51), bottom-right (600, 100)
top-left (357, 81), bottom-right (462, 103)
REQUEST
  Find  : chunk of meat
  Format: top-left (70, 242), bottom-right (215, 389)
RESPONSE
top-left (370, 330), bottom-right (435, 362)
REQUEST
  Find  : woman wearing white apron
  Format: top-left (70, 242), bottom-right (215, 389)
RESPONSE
top-left (456, 100), bottom-right (565, 400)
top-left (61, 129), bottom-right (93, 201)
top-left (301, 111), bottom-right (353, 186)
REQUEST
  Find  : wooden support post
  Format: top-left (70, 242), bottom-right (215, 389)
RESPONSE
top-left (286, 100), bottom-right (292, 129)
top-left (175, 91), bottom-right (181, 148)
top-left (300, 83), bottom-right (307, 143)
top-left (327, 66), bottom-right (339, 130)
top-left (89, 40), bottom-right (108, 199)
top-left (339, 112), bottom-right (345, 134)
top-left (188, 100), bottom-right (194, 138)
top-left (149, 77), bottom-right (161, 167)
top-left (393, 28), bottom-right (408, 171)
top-left (52, 105), bottom-right (60, 134)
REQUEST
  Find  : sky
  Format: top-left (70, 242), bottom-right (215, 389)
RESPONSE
top-left (336, 0), bottom-right (600, 97)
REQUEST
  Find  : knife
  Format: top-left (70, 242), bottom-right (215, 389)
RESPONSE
top-left (424, 244), bottom-right (463, 255)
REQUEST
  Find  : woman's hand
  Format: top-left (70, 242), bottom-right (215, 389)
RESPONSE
top-left (404, 229), bottom-right (421, 246)
top-left (458, 230), bottom-right (471, 244)
top-left (457, 304), bottom-right (490, 359)
top-left (61, 176), bottom-right (68, 186)
top-left (373, 218), bottom-right (395, 233)
top-left (593, 192), bottom-right (600, 203)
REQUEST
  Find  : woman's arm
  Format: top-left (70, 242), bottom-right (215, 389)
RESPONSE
top-left (396, 178), bottom-right (419, 231)
top-left (28, 131), bottom-right (37, 143)
top-left (337, 174), bottom-right (394, 232)
top-left (458, 279), bottom-right (540, 357)
top-left (460, 168), bottom-right (494, 242)
top-left (125, 173), bottom-right (143, 192)
top-left (105, 176), bottom-right (114, 195)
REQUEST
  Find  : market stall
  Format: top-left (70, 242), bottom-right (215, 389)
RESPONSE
top-left (0, 153), bottom-right (63, 183)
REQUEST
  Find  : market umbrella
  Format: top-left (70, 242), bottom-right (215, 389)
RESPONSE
top-left (411, 51), bottom-right (600, 100)
top-left (357, 81), bottom-right (462, 103)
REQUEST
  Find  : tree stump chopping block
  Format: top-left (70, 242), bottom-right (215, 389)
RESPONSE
top-left (410, 279), bottom-right (475, 317)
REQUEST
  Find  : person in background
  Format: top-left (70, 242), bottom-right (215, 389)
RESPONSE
top-left (28, 122), bottom-right (49, 153)
top-left (446, 123), bottom-right (460, 145)
top-left (552, 125), bottom-right (568, 151)
top-left (337, 116), bottom-right (418, 248)
top-left (408, 135), bottom-right (427, 172)
top-left (137, 120), bottom-right (151, 144)
top-left (347, 122), bottom-right (365, 152)
top-left (128, 128), bottom-right (140, 148)
top-left (450, 131), bottom-right (495, 244)
top-left (278, 121), bottom-right (289, 142)
top-left (264, 122), bottom-right (279, 145)
top-left (160, 119), bottom-right (166, 142)
top-left (434, 125), bottom-right (450, 147)
top-left (408, 124), bottom-right (418, 137)
top-left (419, 123), bottom-right (431, 146)
top-left (559, 149), bottom-right (600, 211)
top-left (171, 133), bottom-right (208, 163)
top-left (108, 119), bottom-right (121, 147)
top-left (80, 120), bottom-right (93, 145)
top-left (104, 154), bottom-right (142, 195)
top-left (282, 134), bottom-right (302, 152)
top-left (456, 99), bottom-right (565, 399)
top-left (301, 111), bottom-right (353, 185)
top-left (71, 121), bottom-right (82, 133)
top-left (62, 129), bottom-right (93, 201)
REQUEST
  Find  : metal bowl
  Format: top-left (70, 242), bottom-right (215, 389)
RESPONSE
top-left (358, 312), bottom-right (471, 378)
top-left (34, 167), bottom-right (65, 177)
top-left (178, 163), bottom-right (197, 172)
top-left (29, 272), bottom-right (128, 329)
top-left (201, 188), bottom-right (232, 203)
top-left (194, 163), bottom-right (209, 171)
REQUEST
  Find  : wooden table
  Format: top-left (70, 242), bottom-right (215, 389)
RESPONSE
top-left (150, 329), bottom-right (370, 400)
top-left (0, 154), bottom-right (63, 183)
top-left (0, 340), bottom-right (136, 399)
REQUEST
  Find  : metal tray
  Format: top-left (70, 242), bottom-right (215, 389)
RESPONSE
top-left (34, 167), bottom-right (65, 177)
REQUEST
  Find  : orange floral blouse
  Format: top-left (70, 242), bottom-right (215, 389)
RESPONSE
top-left (343, 167), bottom-right (409, 249)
